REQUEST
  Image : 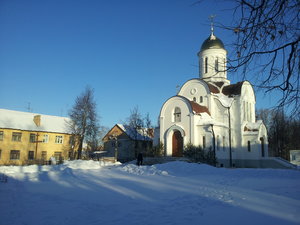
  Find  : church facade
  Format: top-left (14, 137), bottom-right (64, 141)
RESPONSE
top-left (159, 30), bottom-right (268, 168)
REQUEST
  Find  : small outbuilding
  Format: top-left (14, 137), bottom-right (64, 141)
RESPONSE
top-left (102, 124), bottom-right (153, 162)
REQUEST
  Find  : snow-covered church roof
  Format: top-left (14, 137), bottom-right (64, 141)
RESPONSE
top-left (0, 109), bottom-right (71, 134)
top-left (244, 120), bottom-right (264, 133)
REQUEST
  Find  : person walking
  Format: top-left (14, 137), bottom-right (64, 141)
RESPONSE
top-left (137, 152), bottom-right (143, 166)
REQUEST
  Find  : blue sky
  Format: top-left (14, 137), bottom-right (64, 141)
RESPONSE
top-left (0, 0), bottom-right (278, 128)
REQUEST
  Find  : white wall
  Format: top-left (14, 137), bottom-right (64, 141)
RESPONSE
top-left (160, 96), bottom-right (193, 156)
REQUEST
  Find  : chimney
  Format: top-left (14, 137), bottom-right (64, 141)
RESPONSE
top-left (33, 115), bottom-right (41, 127)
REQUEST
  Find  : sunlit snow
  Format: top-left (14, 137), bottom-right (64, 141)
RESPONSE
top-left (0, 160), bottom-right (299, 225)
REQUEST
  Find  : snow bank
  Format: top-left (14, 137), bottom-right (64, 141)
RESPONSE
top-left (155, 161), bottom-right (220, 176)
top-left (118, 164), bottom-right (169, 176)
top-left (0, 160), bottom-right (121, 180)
top-left (62, 160), bottom-right (120, 170)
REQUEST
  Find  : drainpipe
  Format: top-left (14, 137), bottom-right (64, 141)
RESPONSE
top-left (210, 124), bottom-right (216, 166)
top-left (35, 132), bottom-right (39, 160)
top-left (228, 107), bottom-right (232, 167)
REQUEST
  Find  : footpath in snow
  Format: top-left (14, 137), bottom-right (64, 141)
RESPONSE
top-left (0, 160), bottom-right (300, 225)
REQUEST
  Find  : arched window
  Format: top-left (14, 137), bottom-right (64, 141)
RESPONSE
top-left (260, 137), bottom-right (265, 157)
top-left (217, 135), bottom-right (220, 151)
top-left (193, 97), bottom-right (196, 102)
top-left (200, 96), bottom-right (203, 103)
top-left (205, 57), bottom-right (208, 73)
top-left (203, 136), bottom-right (206, 149)
top-left (174, 107), bottom-right (181, 122)
top-left (215, 57), bottom-right (219, 72)
top-left (247, 141), bottom-right (251, 152)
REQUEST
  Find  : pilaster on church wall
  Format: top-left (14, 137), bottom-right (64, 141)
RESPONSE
top-left (159, 116), bottom-right (164, 145)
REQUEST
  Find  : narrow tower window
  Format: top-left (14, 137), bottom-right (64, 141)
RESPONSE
top-left (200, 96), bottom-right (203, 103)
top-left (205, 57), bottom-right (208, 74)
top-left (215, 58), bottom-right (219, 72)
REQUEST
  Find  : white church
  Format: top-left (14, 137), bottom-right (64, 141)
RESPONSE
top-left (159, 27), bottom-right (269, 168)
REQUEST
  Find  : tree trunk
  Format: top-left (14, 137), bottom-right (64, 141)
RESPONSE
top-left (77, 136), bottom-right (84, 159)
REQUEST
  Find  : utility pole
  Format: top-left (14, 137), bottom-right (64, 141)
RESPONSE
top-left (33, 133), bottom-right (42, 162)
top-left (110, 134), bottom-right (118, 163)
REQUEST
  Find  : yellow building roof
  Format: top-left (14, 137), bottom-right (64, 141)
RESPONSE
top-left (0, 109), bottom-right (71, 134)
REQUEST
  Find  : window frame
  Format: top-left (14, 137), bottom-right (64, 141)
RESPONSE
top-left (54, 152), bottom-right (62, 161)
top-left (216, 135), bottom-right (220, 151)
top-left (10, 150), bottom-right (20, 160)
top-left (41, 151), bottom-right (47, 160)
top-left (28, 151), bottom-right (34, 160)
top-left (55, 135), bottom-right (64, 144)
top-left (215, 57), bottom-right (219, 72)
top-left (200, 96), bottom-right (203, 103)
top-left (0, 131), bottom-right (3, 141)
top-left (42, 134), bottom-right (49, 143)
top-left (174, 107), bottom-right (181, 123)
top-left (12, 132), bottom-right (22, 142)
top-left (30, 133), bottom-right (36, 143)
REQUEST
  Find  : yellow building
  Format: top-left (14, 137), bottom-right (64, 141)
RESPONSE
top-left (0, 109), bottom-right (76, 165)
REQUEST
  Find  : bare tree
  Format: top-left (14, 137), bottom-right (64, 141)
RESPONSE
top-left (97, 126), bottom-right (110, 149)
top-left (220, 0), bottom-right (300, 116)
top-left (257, 107), bottom-right (300, 159)
top-left (125, 106), bottom-right (144, 155)
top-left (144, 113), bottom-right (153, 138)
top-left (68, 86), bottom-right (99, 159)
top-left (125, 106), bottom-right (155, 157)
top-left (126, 106), bottom-right (144, 130)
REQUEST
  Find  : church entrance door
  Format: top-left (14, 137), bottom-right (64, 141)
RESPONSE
top-left (172, 130), bottom-right (183, 157)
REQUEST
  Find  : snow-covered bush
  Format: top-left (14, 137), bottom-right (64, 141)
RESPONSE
top-left (183, 143), bottom-right (217, 166)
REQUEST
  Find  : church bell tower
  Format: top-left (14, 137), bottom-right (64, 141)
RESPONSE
top-left (197, 18), bottom-right (230, 85)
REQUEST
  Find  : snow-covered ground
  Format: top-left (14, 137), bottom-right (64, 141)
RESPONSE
top-left (0, 160), bottom-right (300, 225)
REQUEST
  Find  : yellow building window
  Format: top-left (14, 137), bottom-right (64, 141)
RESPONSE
top-left (10, 150), bottom-right (20, 160)
top-left (54, 152), bottom-right (62, 161)
top-left (28, 151), bottom-right (34, 160)
top-left (42, 134), bottom-right (49, 143)
top-left (12, 132), bottom-right (22, 142)
top-left (41, 151), bottom-right (47, 160)
top-left (30, 133), bottom-right (36, 143)
top-left (0, 131), bottom-right (3, 141)
top-left (55, 135), bottom-right (63, 144)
